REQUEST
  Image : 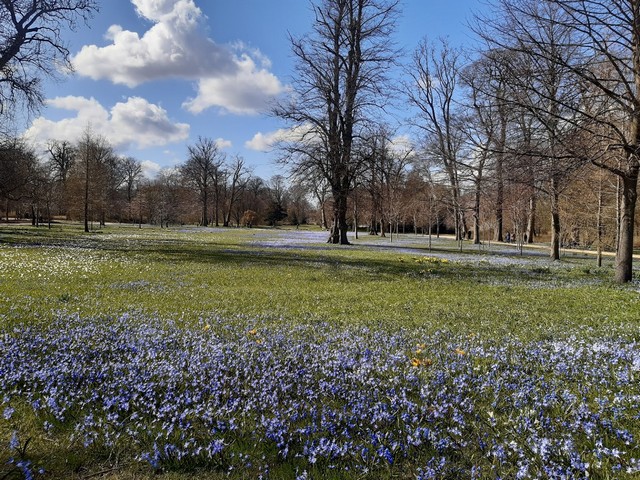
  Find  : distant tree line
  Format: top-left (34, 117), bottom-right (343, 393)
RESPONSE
top-left (0, 132), bottom-right (314, 230)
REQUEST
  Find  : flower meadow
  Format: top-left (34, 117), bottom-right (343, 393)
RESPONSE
top-left (1, 313), bottom-right (639, 479)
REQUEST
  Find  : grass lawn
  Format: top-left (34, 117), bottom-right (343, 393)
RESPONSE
top-left (0, 224), bottom-right (638, 479)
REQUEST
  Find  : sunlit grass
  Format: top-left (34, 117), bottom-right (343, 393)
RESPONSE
top-left (0, 223), bottom-right (635, 337)
top-left (1, 223), bottom-right (639, 479)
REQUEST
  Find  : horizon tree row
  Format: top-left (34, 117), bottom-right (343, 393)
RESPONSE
top-left (0, 132), bottom-right (312, 230)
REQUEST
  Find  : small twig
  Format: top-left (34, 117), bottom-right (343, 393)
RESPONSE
top-left (81, 466), bottom-right (123, 479)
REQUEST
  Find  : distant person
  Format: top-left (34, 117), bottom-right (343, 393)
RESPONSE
top-left (505, 232), bottom-right (511, 243)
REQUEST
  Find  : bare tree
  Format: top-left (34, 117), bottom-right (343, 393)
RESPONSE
top-left (47, 139), bottom-right (75, 218)
top-left (299, 169), bottom-right (330, 230)
top-left (73, 130), bottom-right (112, 232)
top-left (275, 0), bottom-right (399, 244)
top-left (121, 156), bottom-right (143, 222)
top-left (0, 137), bottom-right (38, 220)
top-left (362, 130), bottom-right (412, 239)
top-left (0, 0), bottom-right (98, 119)
top-left (182, 137), bottom-right (225, 227)
top-left (222, 155), bottom-right (250, 227)
top-left (266, 175), bottom-right (289, 226)
top-left (461, 60), bottom-right (497, 245)
top-left (406, 38), bottom-right (468, 240)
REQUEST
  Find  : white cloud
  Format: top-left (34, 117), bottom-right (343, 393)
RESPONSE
top-left (388, 134), bottom-right (415, 157)
top-left (183, 53), bottom-right (283, 115)
top-left (245, 124), bottom-right (315, 152)
top-left (141, 159), bottom-right (162, 178)
top-left (72, 0), bottom-right (284, 115)
top-left (24, 95), bottom-right (190, 150)
top-left (215, 137), bottom-right (232, 149)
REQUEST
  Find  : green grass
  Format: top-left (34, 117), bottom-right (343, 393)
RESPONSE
top-left (1, 223), bottom-right (639, 479)
top-left (0, 223), bottom-right (636, 340)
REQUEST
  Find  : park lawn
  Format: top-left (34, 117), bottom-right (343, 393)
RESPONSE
top-left (1, 224), bottom-right (639, 479)
top-left (0, 224), bottom-right (636, 336)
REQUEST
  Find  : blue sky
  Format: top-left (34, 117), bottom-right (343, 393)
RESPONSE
top-left (24, 0), bottom-right (482, 180)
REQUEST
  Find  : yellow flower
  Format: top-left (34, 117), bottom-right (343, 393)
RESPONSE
top-left (410, 357), bottom-right (432, 368)
top-left (203, 324), bottom-right (211, 331)
top-left (454, 348), bottom-right (466, 356)
top-left (248, 329), bottom-right (258, 336)
top-left (416, 343), bottom-right (426, 350)
top-left (255, 339), bottom-right (263, 345)
top-left (416, 348), bottom-right (423, 355)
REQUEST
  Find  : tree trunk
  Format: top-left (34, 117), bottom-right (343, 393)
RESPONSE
top-left (550, 180), bottom-right (560, 261)
top-left (473, 183), bottom-right (481, 244)
top-left (495, 145), bottom-right (505, 241)
top-left (369, 213), bottom-right (377, 235)
top-left (84, 162), bottom-right (90, 233)
top-left (353, 192), bottom-right (358, 240)
top-left (460, 208), bottom-right (468, 241)
top-left (616, 172), bottom-right (638, 283)
top-left (596, 176), bottom-right (603, 268)
top-left (616, 175), bottom-right (621, 251)
top-left (320, 201), bottom-right (328, 230)
top-left (526, 193), bottom-right (536, 244)
top-left (202, 190), bottom-right (209, 227)
top-left (328, 191), bottom-right (350, 244)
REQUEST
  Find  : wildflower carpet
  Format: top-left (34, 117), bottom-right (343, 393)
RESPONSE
top-left (0, 225), bottom-right (638, 479)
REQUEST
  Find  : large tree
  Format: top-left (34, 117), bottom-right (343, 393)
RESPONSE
top-left (0, 0), bottom-right (98, 119)
top-left (47, 139), bottom-right (76, 218)
top-left (222, 155), bottom-right (250, 227)
top-left (182, 137), bottom-right (225, 227)
top-left (0, 137), bottom-right (38, 220)
top-left (275, 0), bottom-right (399, 244)
top-left (121, 156), bottom-right (143, 223)
top-left (406, 38), bottom-right (468, 240)
top-left (73, 130), bottom-right (113, 233)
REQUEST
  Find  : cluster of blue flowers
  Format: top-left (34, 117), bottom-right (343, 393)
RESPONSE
top-left (1, 313), bottom-right (639, 478)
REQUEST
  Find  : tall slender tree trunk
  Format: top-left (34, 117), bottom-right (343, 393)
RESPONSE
top-left (616, 171), bottom-right (638, 283)
top-left (495, 121), bottom-right (506, 242)
top-left (202, 190), bottom-right (209, 227)
top-left (473, 181), bottom-right (481, 244)
top-left (320, 201), bottom-right (328, 230)
top-left (448, 180), bottom-right (462, 240)
top-left (460, 209), bottom-right (469, 240)
top-left (353, 191), bottom-right (358, 239)
top-left (596, 175), bottom-right (604, 268)
top-left (550, 177), bottom-right (560, 261)
top-left (84, 157), bottom-right (90, 233)
top-left (526, 193), bottom-right (535, 243)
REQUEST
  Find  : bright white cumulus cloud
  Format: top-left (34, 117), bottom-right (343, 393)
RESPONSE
top-left (214, 137), bottom-right (232, 149)
top-left (245, 124), bottom-right (315, 152)
top-left (25, 95), bottom-right (190, 150)
top-left (72, 0), bottom-right (284, 115)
